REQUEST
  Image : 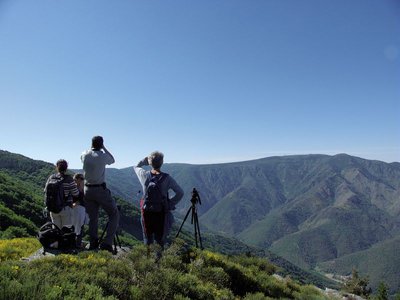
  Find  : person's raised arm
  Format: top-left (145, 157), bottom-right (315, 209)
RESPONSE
top-left (102, 145), bottom-right (115, 165)
top-left (134, 157), bottom-right (149, 185)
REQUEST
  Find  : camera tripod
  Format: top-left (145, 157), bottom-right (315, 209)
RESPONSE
top-left (176, 188), bottom-right (203, 249)
top-left (99, 221), bottom-right (122, 254)
top-left (99, 205), bottom-right (122, 254)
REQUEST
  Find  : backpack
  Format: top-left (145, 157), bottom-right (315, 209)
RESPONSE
top-left (38, 222), bottom-right (76, 251)
top-left (44, 174), bottom-right (65, 213)
top-left (143, 172), bottom-right (169, 212)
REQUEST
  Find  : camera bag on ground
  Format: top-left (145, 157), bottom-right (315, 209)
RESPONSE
top-left (38, 222), bottom-right (76, 253)
top-left (143, 172), bottom-right (169, 212)
top-left (44, 174), bottom-right (65, 213)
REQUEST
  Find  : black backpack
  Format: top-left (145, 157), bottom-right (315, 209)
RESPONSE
top-left (143, 172), bottom-right (169, 212)
top-left (44, 174), bottom-right (65, 213)
top-left (38, 222), bottom-right (76, 251)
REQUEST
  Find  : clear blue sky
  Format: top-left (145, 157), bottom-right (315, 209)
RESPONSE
top-left (0, 0), bottom-right (399, 168)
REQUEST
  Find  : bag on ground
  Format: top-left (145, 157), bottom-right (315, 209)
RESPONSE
top-left (59, 225), bottom-right (77, 249)
top-left (38, 222), bottom-right (76, 250)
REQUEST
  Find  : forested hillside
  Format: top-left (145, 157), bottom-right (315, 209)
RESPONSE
top-left (103, 154), bottom-right (400, 295)
top-left (0, 149), bottom-right (335, 290)
top-left (0, 150), bottom-right (142, 245)
top-left (2, 150), bottom-right (400, 294)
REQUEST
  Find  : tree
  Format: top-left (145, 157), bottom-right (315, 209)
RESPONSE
top-left (0, 226), bottom-right (29, 239)
top-left (372, 281), bottom-right (389, 300)
top-left (342, 268), bottom-right (371, 298)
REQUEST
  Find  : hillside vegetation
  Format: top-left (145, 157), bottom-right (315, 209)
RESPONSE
top-left (0, 149), bottom-right (335, 291)
top-left (2, 150), bottom-right (400, 294)
top-left (0, 238), bottom-right (41, 262)
top-left (318, 235), bottom-right (400, 295)
top-left (0, 238), bottom-right (334, 300)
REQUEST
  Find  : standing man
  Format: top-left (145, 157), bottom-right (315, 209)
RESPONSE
top-left (81, 136), bottom-right (119, 252)
top-left (134, 151), bottom-right (184, 252)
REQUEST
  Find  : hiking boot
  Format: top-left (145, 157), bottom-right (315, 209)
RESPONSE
top-left (155, 250), bottom-right (163, 263)
top-left (76, 234), bottom-right (83, 248)
top-left (88, 239), bottom-right (99, 250)
top-left (100, 243), bottom-right (115, 254)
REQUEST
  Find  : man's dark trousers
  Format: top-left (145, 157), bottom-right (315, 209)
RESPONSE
top-left (84, 185), bottom-right (119, 246)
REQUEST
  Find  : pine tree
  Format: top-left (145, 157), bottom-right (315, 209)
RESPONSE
top-left (342, 268), bottom-right (371, 298)
top-left (374, 282), bottom-right (388, 300)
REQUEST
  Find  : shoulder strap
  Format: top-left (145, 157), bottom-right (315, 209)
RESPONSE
top-left (39, 221), bottom-right (62, 233)
top-left (144, 171), bottom-right (151, 187)
top-left (152, 172), bottom-right (169, 184)
top-left (51, 173), bottom-right (64, 181)
top-left (145, 172), bottom-right (169, 185)
top-left (158, 172), bottom-right (169, 185)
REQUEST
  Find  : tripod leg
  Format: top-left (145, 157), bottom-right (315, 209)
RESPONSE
top-left (193, 210), bottom-right (198, 248)
top-left (99, 222), bottom-right (109, 244)
top-left (176, 207), bottom-right (192, 238)
top-left (115, 232), bottom-right (122, 249)
top-left (112, 235), bottom-right (122, 254)
top-left (113, 237), bottom-right (117, 254)
top-left (194, 213), bottom-right (203, 249)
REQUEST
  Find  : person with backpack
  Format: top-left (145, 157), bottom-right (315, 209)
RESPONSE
top-left (72, 173), bottom-right (89, 248)
top-left (134, 151), bottom-right (184, 251)
top-left (81, 136), bottom-right (119, 252)
top-left (44, 159), bottom-right (80, 229)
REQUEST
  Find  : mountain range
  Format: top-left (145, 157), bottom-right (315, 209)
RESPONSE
top-left (104, 153), bottom-right (400, 294)
top-left (0, 149), bottom-right (335, 290)
top-left (1, 149), bottom-right (399, 294)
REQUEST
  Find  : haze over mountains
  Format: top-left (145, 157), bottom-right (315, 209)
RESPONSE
top-left (1, 149), bottom-right (399, 293)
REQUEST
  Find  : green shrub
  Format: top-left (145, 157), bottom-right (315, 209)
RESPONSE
top-left (161, 241), bottom-right (188, 272)
top-left (0, 251), bottom-right (134, 300)
top-left (0, 241), bottom-right (333, 300)
top-left (173, 295), bottom-right (191, 300)
top-left (259, 275), bottom-right (293, 299)
top-left (0, 226), bottom-right (30, 239)
top-left (126, 244), bottom-right (158, 282)
top-left (192, 266), bottom-right (230, 289)
top-left (342, 268), bottom-right (371, 298)
top-left (243, 292), bottom-right (274, 300)
top-left (177, 273), bottom-right (211, 299)
top-left (0, 238), bottom-right (40, 261)
top-left (229, 254), bottom-right (277, 275)
top-left (136, 267), bottom-right (181, 299)
top-left (371, 281), bottom-right (389, 300)
top-left (294, 285), bottom-right (327, 300)
top-left (198, 250), bottom-right (260, 296)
